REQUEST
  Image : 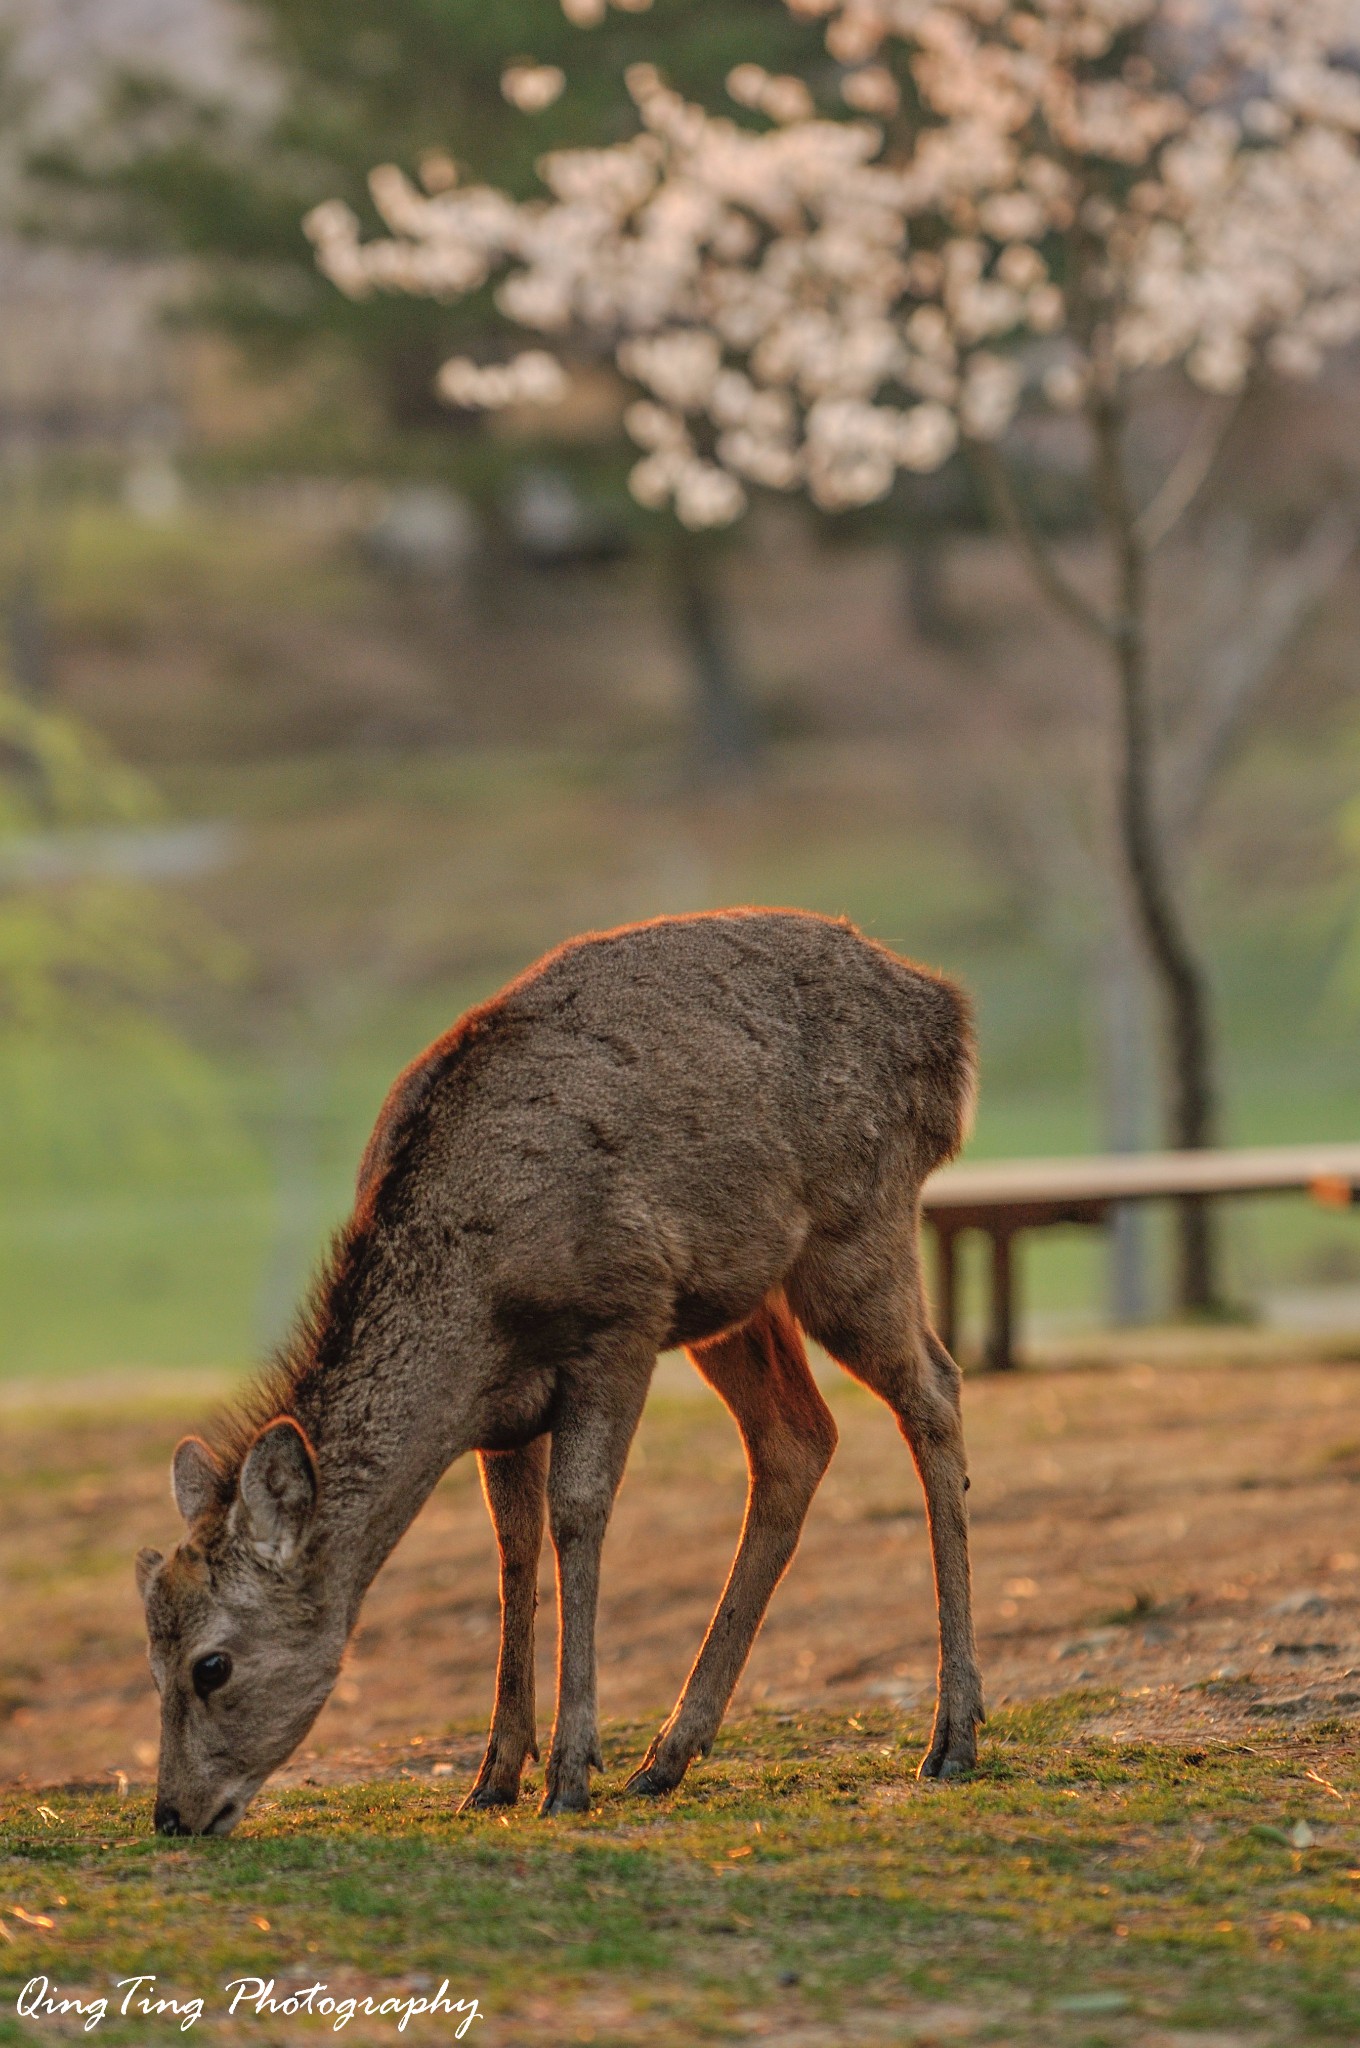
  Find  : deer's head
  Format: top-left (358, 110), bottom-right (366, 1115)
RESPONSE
top-left (136, 1419), bottom-right (345, 1836)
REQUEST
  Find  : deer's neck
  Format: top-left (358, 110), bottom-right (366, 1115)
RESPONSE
top-left (288, 1333), bottom-right (483, 1630)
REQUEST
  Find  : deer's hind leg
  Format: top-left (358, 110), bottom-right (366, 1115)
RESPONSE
top-left (626, 1297), bottom-right (837, 1798)
top-left (791, 1229), bottom-right (983, 1781)
top-left (461, 1436), bottom-right (549, 1812)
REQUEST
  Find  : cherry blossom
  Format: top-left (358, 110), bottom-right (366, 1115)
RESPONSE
top-left (305, 1), bottom-right (1360, 528)
top-left (500, 64), bottom-right (567, 115)
top-left (305, 0), bottom-right (1360, 1313)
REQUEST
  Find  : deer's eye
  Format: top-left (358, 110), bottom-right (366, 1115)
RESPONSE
top-left (192, 1653), bottom-right (232, 1701)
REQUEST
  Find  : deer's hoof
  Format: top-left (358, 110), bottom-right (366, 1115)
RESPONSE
top-left (920, 1752), bottom-right (972, 1782)
top-left (539, 1784), bottom-right (591, 1817)
top-left (623, 1760), bottom-right (680, 1798)
top-left (458, 1781), bottom-right (519, 1813)
top-left (917, 1728), bottom-right (978, 1781)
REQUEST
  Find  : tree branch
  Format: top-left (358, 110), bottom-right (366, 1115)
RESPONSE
top-left (1135, 393), bottom-right (1244, 554)
top-left (1166, 498), bottom-right (1360, 838)
top-left (966, 437), bottom-right (1113, 645)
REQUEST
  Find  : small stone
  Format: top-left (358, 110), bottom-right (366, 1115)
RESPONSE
top-left (1055, 1629), bottom-right (1119, 1659)
top-left (1268, 1591), bottom-right (1329, 1617)
top-left (1053, 1992), bottom-right (1131, 2014)
top-left (776, 1970), bottom-right (800, 1988)
top-left (1289, 1819), bottom-right (1316, 1849)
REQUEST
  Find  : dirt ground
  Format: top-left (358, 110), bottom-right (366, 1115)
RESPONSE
top-left (3, 1346), bottom-right (1360, 1793)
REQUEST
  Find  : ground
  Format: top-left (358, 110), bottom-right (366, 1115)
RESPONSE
top-left (1, 1350), bottom-right (1358, 2041)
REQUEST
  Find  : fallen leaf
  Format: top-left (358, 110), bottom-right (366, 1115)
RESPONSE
top-left (6, 1908), bottom-right (55, 1930)
top-left (728, 1845), bottom-right (753, 1860)
top-left (1304, 1768), bottom-right (1343, 1800)
top-left (251, 1916), bottom-right (270, 1932)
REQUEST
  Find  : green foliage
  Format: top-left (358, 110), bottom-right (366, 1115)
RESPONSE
top-left (0, 684), bottom-right (149, 836)
top-left (0, 685), bottom-right (241, 1035)
top-left (0, 688), bottom-right (254, 1267)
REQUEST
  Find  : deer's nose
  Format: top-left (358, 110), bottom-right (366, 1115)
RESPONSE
top-left (154, 1800), bottom-right (186, 1836)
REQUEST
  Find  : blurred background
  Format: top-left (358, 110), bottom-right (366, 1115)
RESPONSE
top-left (1, 0), bottom-right (1358, 1384)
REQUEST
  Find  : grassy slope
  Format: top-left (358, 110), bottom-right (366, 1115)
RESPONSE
top-left (1, 1702), bottom-right (1357, 2045)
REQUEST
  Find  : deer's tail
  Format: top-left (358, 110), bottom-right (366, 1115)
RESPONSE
top-left (904, 965), bottom-right (977, 1177)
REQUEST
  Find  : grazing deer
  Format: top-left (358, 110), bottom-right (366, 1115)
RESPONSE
top-left (137, 909), bottom-right (982, 1834)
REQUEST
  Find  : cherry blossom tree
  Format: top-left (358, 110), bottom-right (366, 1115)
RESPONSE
top-left (305, 0), bottom-right (1360, 1311)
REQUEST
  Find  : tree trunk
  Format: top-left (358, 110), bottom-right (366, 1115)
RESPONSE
top-left (670, 537), bottom-right (759, 781)
top-left (1089, 393), bottom-right (1222, 1314)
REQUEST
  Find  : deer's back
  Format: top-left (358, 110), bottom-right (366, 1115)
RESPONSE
top-left (363, 911), bottom-right (971, 1350)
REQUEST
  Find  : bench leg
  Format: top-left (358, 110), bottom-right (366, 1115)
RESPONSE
top-left (985, 1228), bottom-right (1017, 1372)
top-left (932, 1224), bottom-right (959, 1353)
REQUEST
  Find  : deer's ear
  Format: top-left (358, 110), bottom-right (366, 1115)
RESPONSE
top-left (235, 1418), bottom-right (318, 1565)
top-left (135, 1547), bottom-right (164, 1602)
top-left (171, 1437), bottom-right (224, 1526)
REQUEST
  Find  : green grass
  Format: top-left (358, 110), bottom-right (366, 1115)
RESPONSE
top-left (2, 1703), bottom-right (1357, 2043)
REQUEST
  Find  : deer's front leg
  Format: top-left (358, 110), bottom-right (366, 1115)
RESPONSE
top-left (541, 1353), bottom-right (653, 1817)
top-left (460, 1437), bottom-right (548, 1812)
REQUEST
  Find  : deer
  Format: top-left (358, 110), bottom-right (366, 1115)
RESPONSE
top-left (136, 908), bottom-right (983, 1835)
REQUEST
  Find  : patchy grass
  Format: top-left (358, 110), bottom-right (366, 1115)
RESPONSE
top-left (1, 1703), bottom-right (1358, 2045)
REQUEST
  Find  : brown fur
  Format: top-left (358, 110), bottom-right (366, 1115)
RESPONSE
top-left (137, 908), bottom-right (983, 1833)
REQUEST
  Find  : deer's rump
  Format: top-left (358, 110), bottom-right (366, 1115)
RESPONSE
top-left (361, 910), bottom-right (974, 1356)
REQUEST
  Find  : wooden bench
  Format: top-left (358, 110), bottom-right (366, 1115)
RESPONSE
top-left (921, 1142), bottom-right (1360, 1371)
